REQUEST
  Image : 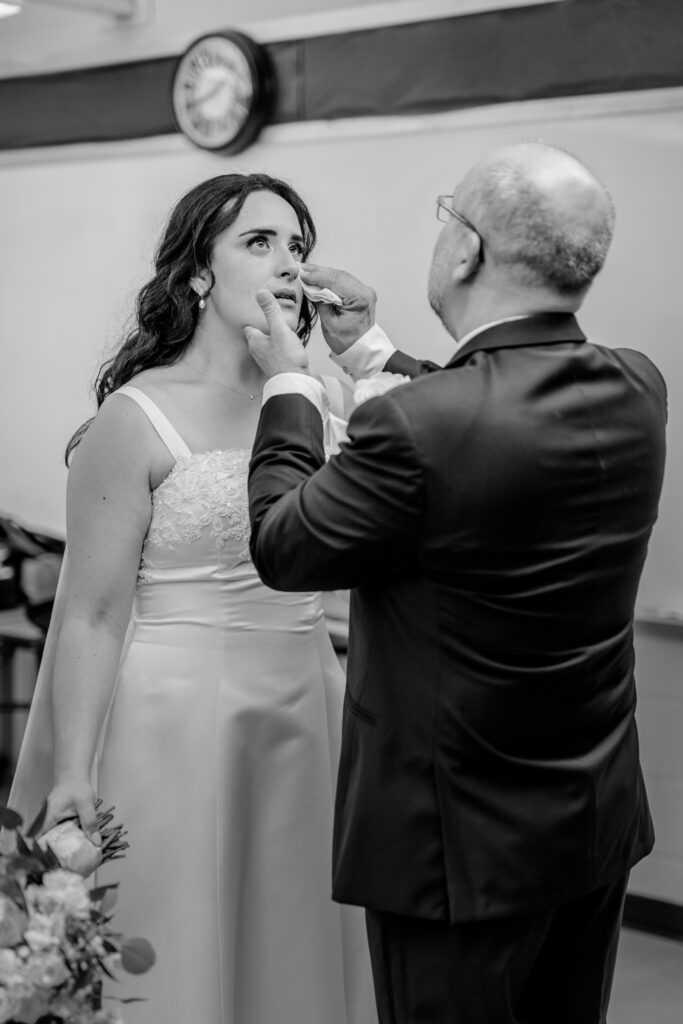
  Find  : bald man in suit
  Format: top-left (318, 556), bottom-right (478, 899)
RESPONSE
top-left (245, 142), bottom-right (666, 1024)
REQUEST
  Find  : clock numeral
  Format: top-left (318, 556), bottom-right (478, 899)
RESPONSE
top-left (190, 112), bottom-right (228, 138)
top-left (187, 50), bottom-right (212, 77)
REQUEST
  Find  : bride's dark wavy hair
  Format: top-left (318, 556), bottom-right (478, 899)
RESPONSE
top-left (66, 173), bottom-right (317, 464)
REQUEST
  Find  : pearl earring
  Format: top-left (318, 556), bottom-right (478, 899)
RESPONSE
top-left (198, 293), bottom-right (206, 310)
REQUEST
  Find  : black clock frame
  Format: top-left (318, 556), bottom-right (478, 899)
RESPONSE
top-left (172, 31), bottom-right (275, 155)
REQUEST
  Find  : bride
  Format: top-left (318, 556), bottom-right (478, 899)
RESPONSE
top-left (9, 173), bottom-right (377, 1024)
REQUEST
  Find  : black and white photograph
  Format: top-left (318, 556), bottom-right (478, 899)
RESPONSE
top-left (0, 2), bottom-right (681, 1022)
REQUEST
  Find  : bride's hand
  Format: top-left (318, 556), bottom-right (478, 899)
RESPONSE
top-left (42, 778), bottom-right (101, 845)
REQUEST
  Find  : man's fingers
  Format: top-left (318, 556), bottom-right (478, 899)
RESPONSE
top-left (244, 325), bottom-right (267, 347)
top-left (247, 289), bottom-right (309, 375)
top-left (300, 265), bottom-right (375, 312)
top-left (255, 288), bottom-right (288, 332)
top-left (299, 263), bottom-right (342, 290)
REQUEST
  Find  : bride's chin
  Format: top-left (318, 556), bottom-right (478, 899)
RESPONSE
top-left (279, 308), bottom-right (301, 330)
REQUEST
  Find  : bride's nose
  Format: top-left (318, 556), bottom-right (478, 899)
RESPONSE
top-left (276, 248), bottom-right (300, 280)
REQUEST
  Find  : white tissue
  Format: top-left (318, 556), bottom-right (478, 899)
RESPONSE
top-left (297, 265), bottom-right (343, 306)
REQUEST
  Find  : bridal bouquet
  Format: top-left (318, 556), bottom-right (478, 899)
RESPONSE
top-left (0, 803), bottom-right (154, 1024)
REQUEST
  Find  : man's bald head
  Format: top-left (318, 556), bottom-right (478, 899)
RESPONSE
top-left (459, 141), bottom-right (615, 296)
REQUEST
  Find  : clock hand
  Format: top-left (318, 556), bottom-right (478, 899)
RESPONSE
top-left (186, 79), bottom-right (231, 110)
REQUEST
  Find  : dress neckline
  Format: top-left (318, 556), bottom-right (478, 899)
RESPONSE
top-left (152, 447), bottom-right (251, 495)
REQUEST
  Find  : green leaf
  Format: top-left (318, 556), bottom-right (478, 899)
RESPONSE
top-left (15, 832), bottom-right (31, 856)
top-left (90, 883), bottom-right (119, 903)
top-left (98, 958), bottom-right (117, 980)
top-left (0, 805), bottom-right (23, 830)
top-left (120, 937), bottom-right (156, 974)
top-left (100, 887), bottom-right (119, 916)
top-left (42, 843), bottom-right (61, 869)
top-left (0, 876), bottom-right (27, 910)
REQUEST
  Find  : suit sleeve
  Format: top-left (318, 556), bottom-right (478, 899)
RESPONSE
top-left (248, 391), bottom-right (424, 592)
top-left (384, 350), bottom-right (442, 378)
top-left (329, 324), bottom-right (442, 381)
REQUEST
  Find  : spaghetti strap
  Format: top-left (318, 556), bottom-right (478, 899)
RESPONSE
top-left (114, 385), bottom-right (193, 462)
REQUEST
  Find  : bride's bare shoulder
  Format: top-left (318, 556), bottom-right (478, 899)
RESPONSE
top-left (73, 377), bottom-right (176, 477)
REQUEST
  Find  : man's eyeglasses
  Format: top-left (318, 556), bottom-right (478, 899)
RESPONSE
top-left (436, 195), bottom-right (485, 260)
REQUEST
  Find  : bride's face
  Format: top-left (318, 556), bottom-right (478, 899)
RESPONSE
top-left (207, 190), bottom-right (306, 336)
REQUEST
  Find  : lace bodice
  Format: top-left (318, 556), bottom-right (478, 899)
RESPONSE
top-left (145, 449), bottom-right (250, 552)
top-left (139, 449), bottom-right (251, 580)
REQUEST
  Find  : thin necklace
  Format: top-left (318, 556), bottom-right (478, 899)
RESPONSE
top-left (184, 359), bottom-right (264, 400)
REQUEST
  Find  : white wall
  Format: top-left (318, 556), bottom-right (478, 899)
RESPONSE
top-left (630, 622), bottom-right (683, 906)
top-left (1, 89), bottom-right (682, 904)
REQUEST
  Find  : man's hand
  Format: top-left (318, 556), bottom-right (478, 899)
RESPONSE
top-left (300, 264), bottom-right (377, 354)
top-left (244, 290), bottom-right (309, 379)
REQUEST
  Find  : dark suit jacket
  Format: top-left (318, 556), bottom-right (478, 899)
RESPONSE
top-left (248, 313), bottom-right (667, 923)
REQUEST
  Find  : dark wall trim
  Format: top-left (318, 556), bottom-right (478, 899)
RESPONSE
top-left (624, 894), bottom-right (683, 942)
top-left (1, 0), bottom-right (683, 151)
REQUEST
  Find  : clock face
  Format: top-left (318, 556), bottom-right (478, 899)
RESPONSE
top-left (172, 33), bottom-right (271, 153)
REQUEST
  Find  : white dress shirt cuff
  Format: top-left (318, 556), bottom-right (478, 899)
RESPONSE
top-left (329, 324), bottom-right (397, 381)
top-left (262, 373), bottom-right (327, 420)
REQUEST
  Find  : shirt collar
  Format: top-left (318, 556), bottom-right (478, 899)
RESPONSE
top-left (453, 314), bottom-right (534, 354)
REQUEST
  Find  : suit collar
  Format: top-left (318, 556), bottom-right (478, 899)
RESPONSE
top-left (446, 313), bottom-right (586, 369)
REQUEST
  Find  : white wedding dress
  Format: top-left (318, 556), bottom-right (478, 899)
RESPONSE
top-left (9, 384), bottom-right (376, 1024)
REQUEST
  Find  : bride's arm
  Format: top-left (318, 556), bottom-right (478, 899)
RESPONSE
top-left (44, 397), bottom-right (153, 841)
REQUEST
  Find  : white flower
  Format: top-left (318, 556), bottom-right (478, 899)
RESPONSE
top-left (0, 949), bottom-right (20, 984)
top-left (353, 372), bottom-right (410, 407)
top-left (94, 1009), bottom-right (125, 1024)
top-left (24, 910), bottom-right (64, 953)
top-left (104, 950), bottom-right (122, 976)
top-left (50, 995), bottom-right (93, 1024)
top-left (0, 986), bottom-right (20, 1024)
top-left (33, 870), bottom-right (91, 919)
top-left (38, 820), bottom-right (102, 878)
top-left (0, 893), bottom-right (27, 948)
top-left (14, 990), bottom-right (52, 1024)
top-left (22, 950), bottom-right (70, 988)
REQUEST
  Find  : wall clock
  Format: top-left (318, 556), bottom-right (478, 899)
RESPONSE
top-left (172, 32), bottom-right (273, 154)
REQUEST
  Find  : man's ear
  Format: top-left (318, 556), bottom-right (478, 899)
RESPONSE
top-left (451, 232), bottom-right (482, 285)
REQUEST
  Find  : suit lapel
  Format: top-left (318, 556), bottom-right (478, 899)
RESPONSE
top-left (446, 313), bottom-right (587, 369)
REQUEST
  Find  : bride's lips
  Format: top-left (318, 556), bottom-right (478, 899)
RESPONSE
top-left (271, 287), bottom-right (298, 307)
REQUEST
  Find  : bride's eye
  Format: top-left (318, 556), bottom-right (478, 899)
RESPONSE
top-left (290, 241), bottom-right (305, 258)
top-left (247, 234), bottom-right (271, 252)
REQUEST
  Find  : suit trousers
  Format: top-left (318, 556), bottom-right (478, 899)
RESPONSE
top-left (365, 872), bottom-right (629, 1024)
